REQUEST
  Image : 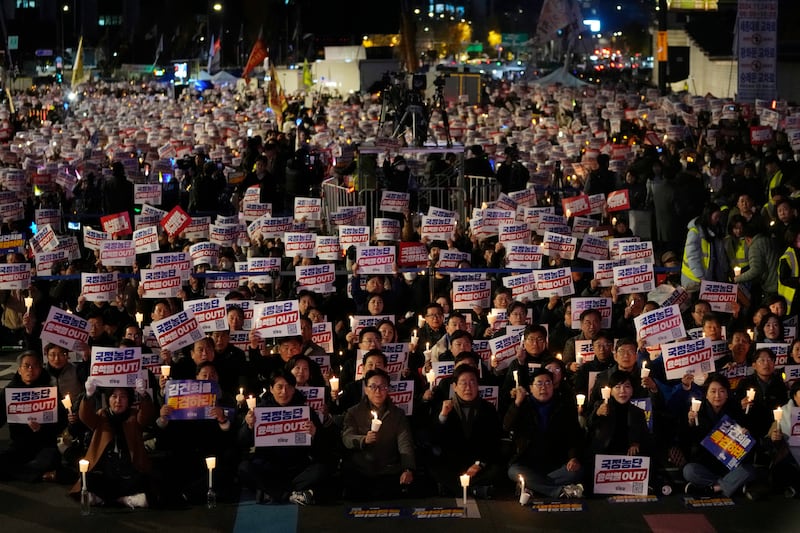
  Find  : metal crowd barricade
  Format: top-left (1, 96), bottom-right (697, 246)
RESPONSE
top-left (357, 188), bottom-right (381, 225)
top-left (321, 177), bottom-right (357, 232)
top-left (465, 175), bottom-right (502, 211)
top-left (416, 187), bottom-right (468, 220)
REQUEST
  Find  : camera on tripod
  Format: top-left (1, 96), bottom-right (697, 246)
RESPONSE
top-left (433, 73), bottom-right (449, 88)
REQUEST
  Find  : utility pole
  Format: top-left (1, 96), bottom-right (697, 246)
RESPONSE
top-left (658, 0), bottom-right (668, 95)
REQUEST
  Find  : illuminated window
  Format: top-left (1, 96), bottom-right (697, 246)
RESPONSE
top-left (16, 0), bottom-right (36, 7)
top-left (98, 15), bottom-right (122, 26)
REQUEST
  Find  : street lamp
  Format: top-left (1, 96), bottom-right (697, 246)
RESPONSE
top-left (213, 2), bottom-right (222, 11)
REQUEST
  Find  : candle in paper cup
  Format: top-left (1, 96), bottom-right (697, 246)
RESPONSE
top-left (79, 459), bottom-right (89, 489)
top-left (246, 395), bottom-right (256, 410)
top-left (370, 410), bottom-right (382, 432)
top-left (62, 393), bottom-right (72, 411)
top-left (487, 313), bottom-right (498, 327)
top-left (426, 370), bottom-right (436, 390)
top-left (601, 386), bottom-right (611, 402)
top-left (205, 456), bottom-right (216, 470)
top-left (576, 352), bottom-right (584, 365)
top-left (329, 377), bottom-right (339, 393)
top-left (745, 388), bottom-right (755, 414)
top-left (460, 473), bottom-right (471, 488)
top-left (774, 407), bottom-right (783, 423)
top-left (576, 394), bottom-right (586, 407)
top-left (24, 296), bottom-right (32, 311)
top-left (556, 353), bottom-right (563, 360)
top-left (418, 314), bottom-right (425, 328)
top-left (161, 365), bottom-right (171, 378)
top-left (513, 370), bottom-right (519, 388)
top-left (519, 491), bottom-right (531, 505)
top-left (349, 316), bottom-right (356, 330)
top-left (235, 388), bottom-right (245, 403)
top-left (411, 329), bottom-right (418, 345)
top-left (733, 266), bottom-right (741, 276)
top-left (640, 361), bottom-right (650, 379)
top-left (135, 312), bottom-right (144, 327)
top-left (691, 397), bottom-right (701, 425)
top-left (747, 329), bottom-right (754, 340)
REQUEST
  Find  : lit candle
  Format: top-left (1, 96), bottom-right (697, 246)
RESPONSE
top-left (773, 407), bottom-right (783, 424)
top-left (349, 315), bottom-right (356, 330)
top-left (487, 312), bottom-right (498, 327)
top-left (745, 388), bottom-right (755, 414)
top-left (62, 393), bottom-right (72, 411)
top-left (733, 266), bottom-right (741, 277)
top-left (556, 353), bottom-right (563, 360)
top-left (24, 296), bottom-right (32, 312)
top-left (135, 312), bottom-right (144, 327)
top-left (206, 456), bottom-right (216, 488)
top-left (747, 329), bottom-right (754, 341)
top-left (236, 387), bottom-right (245, 404)
top-left (611, 216), bottom-right (617, 226)
top-left (410, 329), bottom-right (418, 345)
top-left (329, 377), bottom-right (339, 393)
top-left (518, 475), bottom-right (529, 505)
top-left (640, 361), bottom-right (650, 379)
top-left (513, 370), bottom-right (519, 388)
top-left (418, 314), bottom-right (425, 328)
top-left (576, 352), bottom-right (584, 365)
top-left (601, 386), bottom-right (611, 403)
top-left (691, 398), bottom-right (702, 426)
top-left (79, 459), bottom-right (89, 490)
top-left (246, 395), bottom-right (256, 410)
top-left (370, 410), bottom-right (382, 432)
top-left (490, 354), bottom-right (496, 367)
top-left (460, 473), bottom-right (471, 506)
top-left (161, 365), bottom-right (171, 378)
top-left (426, 369), bottom-right (436, 390)
top-left (576, 394), bottom-right (586, 407)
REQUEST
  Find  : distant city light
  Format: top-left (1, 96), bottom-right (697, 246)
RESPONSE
top-left (583, 19), bottom-right (601, 32)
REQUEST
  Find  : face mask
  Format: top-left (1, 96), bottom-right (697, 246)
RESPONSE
top-left (403, 272), bottom-right (417, 282)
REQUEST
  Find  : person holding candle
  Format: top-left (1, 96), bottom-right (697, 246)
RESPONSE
top-left (0, 350), bottom-right (64, 482)
top-left (429, 365), bottom-right (502, 498)
top-left (681, 374), bottom-right (758, 499)
top-left (154, 362), bottom-right (238, 505)
top-left (498, 325), bottom-right (551, 413)
top-left (414, 302), bottom-right (446, 352)
top-left (427, 312), bottom-right (470, 365)
top-left (763, 380), bottom-right (800, 497)
top-left (562, 308), bottom-right (602, 374)
top-left (735, 348), bottom-right (789, 437)
top-left (334, 350), bottom-right (388, 415)
top-left (574, 331), bottom-right (616, 396)
top-left (587, 370), bottom-right (651, 460)
top-left (209, 328), bottom-right (249, 396)
top-left (505, 368), bottom-right (585, 498)
top-left (339, 327), bottom-right (382, 390)
top-left (71, 377), bottom-right (155, 508)
top-left (777, 227), bottom-right (800, 316)
top-left (239, 369), bottom-right (334, 506)
top-left (341, 368), bottom-right (416, 500)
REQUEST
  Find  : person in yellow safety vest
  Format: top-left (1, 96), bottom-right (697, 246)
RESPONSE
top-left (681, 204), bottom-right (729, 292)
top-left (764, 155), bottom-right (783, 210)
top-left (724, 215), bottom-right (749, 274)
top-left (778, 228), bottom-right (800, 315)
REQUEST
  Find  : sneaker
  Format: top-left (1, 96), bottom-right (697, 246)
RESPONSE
top-left (119, 493), bottom-right (148, 509)
top-left (289, 490), bottom-right (314, 506)
top-left (560, 483), bottom-right (584, 499)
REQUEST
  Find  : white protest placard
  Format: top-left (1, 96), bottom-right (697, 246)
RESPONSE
top-left (787, 407), bottom-right (800, 447)
top-left (5, 387), bottom-right (58, 424)
top-left (498, 223), bottom-right (530, 244)
top-left (183, 298), bottom-right (227, 333)
top-left (350, 314), bottom-right (393, 336)
top-left (506, 244), bottom-right (543, 270)
top-left (613, 262), bottom-right (654, 294)
top-left (356, 245), bottom-right (396, 275)
top-left (297, 386), bottom-right (326, 413)
top-left (661, 337), bottom-right (715, 380)
top-left (634, 304), bottom-right (686, 346)
top-left (437, 250), bottom-right (469, 269)
top-left (134, 184), bottom-right (162, 205)
top-left (151, 252), bottom-right (191, 282)
top-left (489, 331), bottom-right (524, 371)
top-left (0, 263), bottom-right (31, 290)
top-left (152, 310), bottom-right (205, 352)
top-left (478, 385), bottom-right (499, 408)
top-left (522, 206), bottom-right (555, 231)
top-left (579, 235), bottom-right (610, 262)
top-left (388, 380), bottom-right (415, 416)
top-left (189, 242), bottom-right (219, 267)
top-left (482, 208), bottom-right (516, 234)
top-left (609, 237), bottom-right (640, 259)
top-left (30, 223), bottom-right (59, 253)
top-left (246, 257), bottom-right (280, 284)
top-left (618, 241), bottom-right (654, 265)
top-left (311, 322), bottom-right (333, 353)
top-left (253, 300), bottom-right (302, 338)
top-left (572, 216), bottom-right (600, 238)
top-left (257, 216), bottom-right (294, 239)
top-left (0, 232), bottom-right (24, 254)
top-left (593, 455), bottom-right (650, 496)
top-left (294, 197), bottom-right (322, 221)
top-left (208, 224), bottom-right (238, 247)
top-left (571, 297), bottom-right (613, 330)
top-left (538, 212), bottom-right (569, 233)
top-left (284, 232), bottom-right (317, 258)
top-left (575, 339), bottom-right (595, 363)
top-left (316, 235), bottom-right (340, 261)
top-left (183, 216), bottom-right (210, 240)
top-left (452, 280), bottom-right (491, 310)
top-left (35, 208), bottom-right (61, 228)
top-left (296, 263), bottom-right (336, 294)
top-left (133, 226), bottom-right (160, 255)
top-left (242, 201), bottom-right (271, 222)
top-left (428, 206), bottom-right (457, 219)
top-left (338, 225), bottom-right (370, 252)
top-left (253, 406), bottom-right (312, 447)
top-left (699, 281), bottom-right (738, 314)
top-left (503, 272), bottom-right (537, 302)
top-left (541, 231), bottom-right (578, 260)
top-left (420, 216), bottom-right (456, 241)
top-left (89, 346), bottom-right (142, 387)
top-left (373, 218), bottom-right (401, 241)
top-left (140, 267), bottom-right (182, 298)
top-left (756, 342), bottom-right (790, 366)
top-left (356, 346), bottom-right (409, 382)
top-left (509, 188), bottom-right (537, 207)
top-left (99, 240), bottom-right (135, 267)
top-left (205, 272), bottom-right (240, 297)
top-left (533, 267), bottom-right (575, 298)
top-left (81, 271), bottom-right (118, 302)
top-left (380, 190), bottom-right (410, 213)
top-left (41, 306), bottom-right (89, 351)
top-left (432, 361), bottom-right (455, 388)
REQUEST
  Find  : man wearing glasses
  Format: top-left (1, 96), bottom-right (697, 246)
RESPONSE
top-left (341, 368), bottom-right (415, 499)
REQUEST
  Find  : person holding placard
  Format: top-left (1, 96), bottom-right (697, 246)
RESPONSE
top-left (562, 308), bottom-right (602, 373)
top-left (154, 362), bottom-right (238, 505)
top-left (574, 331), bottom-right (616, 396)
top-left (428, 312), bottom-right (469, 364)
top-left (429, 365), bottom-right (502, 498)
top-left (73, 377), bottom-right (155, 508)
top-left (681, 375), bottom-right (757, 499)
top-left (764, 380), bottom-right (800, 497)
top-left (238, 369), bottom-right (333, 506)
top-left (0, 351), bottom-right (64, 482)
top-left (505, 368), bottom-right (585, 499)
top-left (340, 327), bottom-right (382, 390)
top-left (735, 348), bottom-right (789, 437)
top-left (341, 368), bottom-right (415, 500)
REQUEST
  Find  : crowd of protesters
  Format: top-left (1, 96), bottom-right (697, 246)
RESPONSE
top-left (0, 75), bottom-right (799, 511)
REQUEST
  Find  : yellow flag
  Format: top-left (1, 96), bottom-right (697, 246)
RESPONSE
top-left (71, 36), bottom-right (87, 87)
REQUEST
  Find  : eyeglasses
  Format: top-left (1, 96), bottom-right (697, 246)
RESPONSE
top-left (532, 380), bottom-right (553, 388)
top-left (367, 384), bottom-right (389, 392)
top-left (47, 352), bottom-right (68, 358)
top-left (426, 313), bottom-right (444, 319)
top-left (527, 337), bottom-right (547, 343)
top-left (21, 363), bottom-right (40, 370)
top-left (594, 342), bottom-right (613, 348)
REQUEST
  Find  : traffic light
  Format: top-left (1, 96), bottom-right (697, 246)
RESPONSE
top-left (55, 69), bottom-right (63, 84)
